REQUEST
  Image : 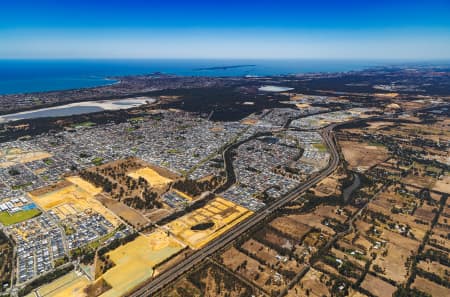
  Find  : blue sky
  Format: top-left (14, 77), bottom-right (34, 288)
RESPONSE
top-left (1, 0), bottom-right (450, 59)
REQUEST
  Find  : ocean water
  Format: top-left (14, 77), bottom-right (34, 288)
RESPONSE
top-left (0, 59), bottom-right (386, 95)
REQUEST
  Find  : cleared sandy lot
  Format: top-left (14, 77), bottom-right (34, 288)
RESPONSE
top-left (28, 271), bottom-right (90, 297)
top-left (340, 141), bottom-right (388, 172)
top-left (412, 276), bottom-right (450, 297)
top-left (29, 177), bottom-right (120, 226)
top-left (360, 273), bottom-right (396, 297)
top-left (433, 174), bottom-right (450, 194)
top-left (0, 147), bottom-right (52, 168)
top-left (164, 197), bottom-right (253, 249)
top-left (128, 167), bottom-right (173, 188)
top-left (96, 195), bottom-right (149, 228)
top-left (99, 230), bottom-right (185, 297)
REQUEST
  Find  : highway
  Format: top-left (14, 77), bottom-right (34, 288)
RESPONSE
top-left (129, 103), bottom-right (450, 296)
top-left (128, 124), bottom-right (340, 297)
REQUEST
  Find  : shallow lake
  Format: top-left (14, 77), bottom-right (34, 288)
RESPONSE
top-left (0, 97), bottom-right (154, 123)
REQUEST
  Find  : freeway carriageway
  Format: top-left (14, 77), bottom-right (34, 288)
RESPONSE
top-left (128, 123), bottom-right (340, 297)
top-left (129, 103), bottom-right (449, 296)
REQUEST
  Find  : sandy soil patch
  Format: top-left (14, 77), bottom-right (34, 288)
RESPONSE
top-left (128, 167), bottom-right (173, 188)
top-left (258, 227), bottom-right (295, 250)
top-left (96, 195), bottom-right (149, 228)
top-left (286, 268), bottom-right (331, 297)
top-left (340, 141), bottom-right (389, 172)
top-left (433, 174), bottom-right (450, 194)
top-left (288, 213), bottom-right (336, 236)
top-left (146, 208), bottom-right (173, 222)
top-left (331, 247), bottom-right (366, 269)
top-left (352, 235), bottom-right (373, 253)
top-left (32, 271), bottom-right (90, 297)
top-left (314, 261), bottom-right (359, 283)
top-left (162, 262), bottom-right (256, 297)
top-left (376, 93), bottom-right (399, 98)
top-left (360, 273), bottom-right (396, 297)
top-left (354, 219), bottom-right (373, 234)
top-left (430, 229), bottom-right (450, 250)
top-left (398, 100), bottom-right (428, 111)
top-left (372, 230), bottom-right (420, 284)
top-left (0, 148), bottom-right (52, 168)
top-left (99, 230), bottom-right (185, 297)
top-left (347, 289), bottom-right (369, 297)
top-left (417, 260), bottom-right (450, 281)
top-left (412, 276), bottom-right (450, 297)
top-left (313, 176), bottom-right (342, 197)
top-left (66, 176), bottom-right (102, 195)
top-left (240, 118), bottom-right (259, 126)
top-left (241, 239), bottom-right (305, 278)
top-left (83, 158), bottom-right (180, 209)
top-left (269, 216), bottom-right (311, 239)
top-left (164, 197), bottom-right (253, 249)
top-left (366, 121), bottom-right (396, 129)
top-left (314, 205), bottom-right (350, 223)
top-left (221, 247), bottom-right (281, 293)
top-left (402, 174), bottom-right (436, 189)
top-left (29, 177), bottom-right (120, 226)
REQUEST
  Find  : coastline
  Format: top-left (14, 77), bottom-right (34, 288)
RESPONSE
top-left (0, 77), bottom-right (119, 96)
top-left (0, 59), bottom-right (382, 95)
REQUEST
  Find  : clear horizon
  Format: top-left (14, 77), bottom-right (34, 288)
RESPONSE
top-left (1, 0), bottom-right (450, 60)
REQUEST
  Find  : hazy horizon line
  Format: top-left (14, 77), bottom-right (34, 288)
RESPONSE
top-left (1, 57), bottom-right (450, 62)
